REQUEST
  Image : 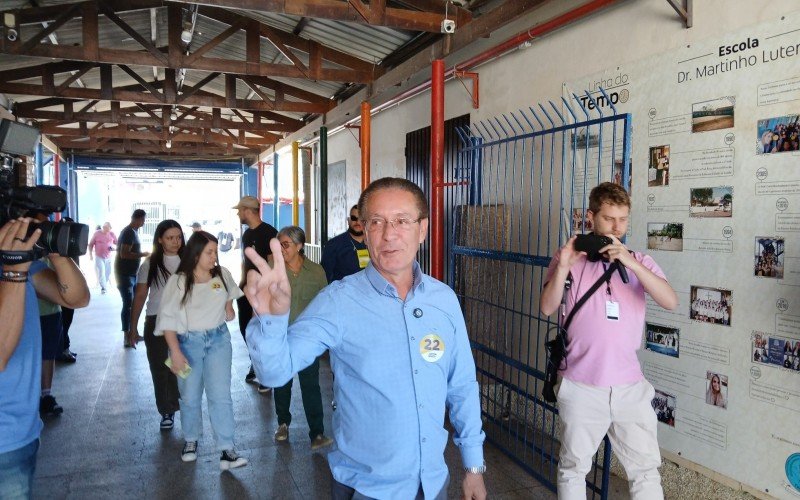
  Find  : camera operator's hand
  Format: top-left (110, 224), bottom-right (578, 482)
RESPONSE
top-left (599, 235), bottom-right (636, 268)
top-left (0, 218), bottom-right (41, 272)
top-left (539, 235), bottom-right (585, 316)
top-left (558, 235), bottom-right (586, 270)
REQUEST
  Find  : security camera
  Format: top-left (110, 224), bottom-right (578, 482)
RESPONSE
top-left (6, 28), bottom-right (17, 42)
top-left (440, 19), bottom-right (455, 34)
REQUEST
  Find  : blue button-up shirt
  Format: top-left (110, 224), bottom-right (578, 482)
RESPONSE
top-left (247, 262), bottom-right (485, 499)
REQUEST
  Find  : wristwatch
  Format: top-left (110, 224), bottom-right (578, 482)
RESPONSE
top-left (464, 462), bottom-right (487, 474)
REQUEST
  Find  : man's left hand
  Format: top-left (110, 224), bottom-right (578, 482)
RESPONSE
top-left (461, 473), bottom-right (487, 500)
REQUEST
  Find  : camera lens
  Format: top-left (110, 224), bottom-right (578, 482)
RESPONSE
top-left (26, 220), bottom-right (89, 257)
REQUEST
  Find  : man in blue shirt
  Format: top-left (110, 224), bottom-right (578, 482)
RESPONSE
top-left (320, 204), bottom-right (369, 283)
top-left (244, 178), bottom-right (487, 500)
top-left (0, 218), bottom-right (90, 498)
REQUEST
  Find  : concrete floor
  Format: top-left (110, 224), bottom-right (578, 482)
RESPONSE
top-left (32, 285), bottom-right (562, 499)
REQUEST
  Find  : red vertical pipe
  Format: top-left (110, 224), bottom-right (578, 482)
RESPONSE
top-left (53, 155), bottom-right (61, 221)
top-left (360, 101), bottom-right (371, 190)
top-left (430, 59), bottom-right (445, 281)
top-left (257, 160), bottom-right (264, 219)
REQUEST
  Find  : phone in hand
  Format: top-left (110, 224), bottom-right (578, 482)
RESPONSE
top-left (164, 357), bottom-right (192, 379)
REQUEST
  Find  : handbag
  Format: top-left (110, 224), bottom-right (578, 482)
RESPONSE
top-left (542, 262), bottom-right (619, 403)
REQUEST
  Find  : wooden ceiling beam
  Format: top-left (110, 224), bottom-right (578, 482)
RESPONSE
top-left (16, 3), bottom-right (81, 54)
top-left (96, 2), bottom-right (167, 65)
top-left (2, 1), bottom-right (377, 82)
top-left (347, 0), bottom-right (371, 23)
top-left (393, 0), bottom-right (471, 26)
top-left (52, 138), bottom-right (260, 158)
top-left (32, 112), bottom-right (293, 135)
top-left (370, 0), bottom-right (386, 24)
top-left (0, 42), bottom-right (373, 83)
top-left (0, 64), bottom-right (335, 113)
top-left (170, 0), bottom-right (451, 33)
top-left (13, 0), bottom-right (164, 25)
top-left (44, 125), bottom-right (277, 148)
top-left (198, 6), bottom-right (378, 74)
top-left (178, 72), bottom-right (221, 102)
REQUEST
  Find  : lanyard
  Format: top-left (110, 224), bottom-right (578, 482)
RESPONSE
top-left (601, 262), bottom-right (612, 296)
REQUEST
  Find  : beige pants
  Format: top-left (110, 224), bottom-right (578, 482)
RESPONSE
top-left (557, 377), bottom-right (663, 500)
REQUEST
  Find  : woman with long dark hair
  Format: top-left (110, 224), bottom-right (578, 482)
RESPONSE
top-left (128, 219), bottom-right (185, 431)
top-left (155, 231), bottom-right (247, 469)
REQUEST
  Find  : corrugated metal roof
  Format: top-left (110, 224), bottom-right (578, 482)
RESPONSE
top-left (0, 1), bottom-right (445, 157)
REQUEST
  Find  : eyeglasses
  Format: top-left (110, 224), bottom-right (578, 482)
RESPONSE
top-left (364, 217), bottom-right (420, 232)
top-left (349, 215), bottom-right (359, 222)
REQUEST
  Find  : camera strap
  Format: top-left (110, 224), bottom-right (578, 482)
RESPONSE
top-left (561, 261), bottom-right (620, 337)
top-left (0, 249), bottom-right (40, 265)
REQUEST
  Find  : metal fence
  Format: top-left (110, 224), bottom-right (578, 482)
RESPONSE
top-left (305, 243), bottom-right (322, 264)
top-left (449, 89), bottom-right (631, 497)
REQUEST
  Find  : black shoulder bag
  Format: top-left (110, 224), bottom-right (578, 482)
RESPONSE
top-left (542, 262), bottom-right (620, 403)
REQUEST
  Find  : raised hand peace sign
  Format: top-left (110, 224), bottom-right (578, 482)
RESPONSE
top-left (244, 238), bottom-right (291, 316)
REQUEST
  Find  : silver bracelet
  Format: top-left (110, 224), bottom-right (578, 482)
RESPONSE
top-left (2, 270), bottom-right (28, 279)
top-left (464, 463), bottom-right (487, 474)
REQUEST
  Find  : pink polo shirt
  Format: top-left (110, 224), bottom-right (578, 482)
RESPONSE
top-left (88, 230), bottom-right (117, 259)
top-left (545, 249), bottom-right (667, 387)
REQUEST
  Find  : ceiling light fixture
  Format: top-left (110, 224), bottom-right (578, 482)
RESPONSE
top-left (166, 140), bottom-right (172, 149)
top-left (180, 5), bottom-right (198, 46)
top-left (180, 28), bottom-right (192, 45)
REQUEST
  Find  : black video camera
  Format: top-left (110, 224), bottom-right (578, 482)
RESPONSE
top-left (573, 233), bottom-right (613, 262)
top-left (573, 233), bottom-right (630, 283)
top-left (1, 160), bottom-right (89, 263)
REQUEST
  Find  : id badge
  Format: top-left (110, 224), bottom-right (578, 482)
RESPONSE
top-left (606, 300), bottom-right (620, 321)
top-left (357, 248), bottom-right (370, 268)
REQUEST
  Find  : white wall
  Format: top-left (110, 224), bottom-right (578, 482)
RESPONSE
top-left (326, 0), bottom-right (798, 193)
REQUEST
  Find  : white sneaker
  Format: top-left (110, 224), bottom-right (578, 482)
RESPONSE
top-left (219, 449), bottom-right (248, 470)
top-left (181, 441), bottom-right (197, 462)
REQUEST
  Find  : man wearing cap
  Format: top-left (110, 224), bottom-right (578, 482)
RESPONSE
top-left (190, 222), bottom-right (202, 233)
top-left (320, 205), bottom-right (369, 284)
top-left (233, 196), bottom-right (278, 391)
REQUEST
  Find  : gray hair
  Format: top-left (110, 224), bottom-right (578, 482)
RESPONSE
top-left (357, 177), bottom-right (429, 220)
top-left (278, 225), bottom-right (306, 254)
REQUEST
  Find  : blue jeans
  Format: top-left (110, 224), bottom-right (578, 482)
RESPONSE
top-left (116, 274), bottom-right (136, 331)
top-left (176, 323), bottom-right (235, 451)
top-left (0, 439), bottom-right (39, 499)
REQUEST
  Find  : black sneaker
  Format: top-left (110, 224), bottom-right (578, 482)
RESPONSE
top-left (160, 413), bottom-right (174, 430)
top-left (245, 366), bottom-right (256, 384)
top-left (40, 395), bottom-right (63, 416)
top-left (219, 449), bottom-right (248, 470)
top-left (181, 441), bottom-right (198, 462)
top-left (57, 349), bottom-right (77, 363)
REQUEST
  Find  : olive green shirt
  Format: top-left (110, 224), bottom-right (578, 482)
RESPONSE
top-left (37, 257), bottom-right (61, 316)
top-left (286, 258), bottom-right (328, 324)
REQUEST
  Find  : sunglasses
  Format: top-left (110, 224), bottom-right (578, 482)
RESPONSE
top-left (349, 215), bottom-right (360, 222)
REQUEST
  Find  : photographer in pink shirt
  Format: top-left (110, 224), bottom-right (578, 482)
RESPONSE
top-left (540, 183), bottom-right (677, 500)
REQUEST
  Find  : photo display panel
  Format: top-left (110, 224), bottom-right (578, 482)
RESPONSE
top-left (565, 12), bottom-right (800, 497)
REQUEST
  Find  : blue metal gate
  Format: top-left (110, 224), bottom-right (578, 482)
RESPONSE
top-left (449, 90), bottom-right (631, 497)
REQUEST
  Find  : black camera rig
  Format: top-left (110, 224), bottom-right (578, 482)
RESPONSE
top-left (573, 233), bottom-right (629, 283)
top-left (0, 155), bottom-right (88, 264)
